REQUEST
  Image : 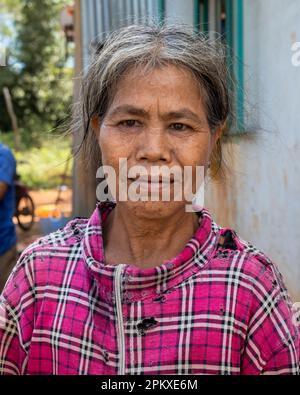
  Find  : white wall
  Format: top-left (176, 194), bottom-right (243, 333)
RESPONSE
top-left (207, 0), bottom-right (300, 301)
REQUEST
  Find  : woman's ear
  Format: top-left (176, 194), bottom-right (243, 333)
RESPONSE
top-left (211, 123), bottom-right (225, 147)
top-left (91, 116), bottom-right (101, 140)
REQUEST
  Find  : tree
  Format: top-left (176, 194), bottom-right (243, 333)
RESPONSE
top-left (0, 0), bottom-right (73, 143)
top-left (0, 0), bottom-right (20, 131)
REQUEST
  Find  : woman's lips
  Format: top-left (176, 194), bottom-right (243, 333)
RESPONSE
top-left (128, 177), bottom-right (175, 195)
top-left (128, 176), bottom-right (175, 184)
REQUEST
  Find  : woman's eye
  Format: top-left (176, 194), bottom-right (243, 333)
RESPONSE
top-left (119, 120), bottom-right (139, 127)
top-left (170, 123), bottom-right (189, 131)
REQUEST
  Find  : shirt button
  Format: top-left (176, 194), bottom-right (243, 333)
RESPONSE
top-left (153, 295), bottom-right (166, 303)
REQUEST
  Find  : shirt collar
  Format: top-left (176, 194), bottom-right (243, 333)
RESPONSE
top-left (82, 201), bottom-right (221, 302)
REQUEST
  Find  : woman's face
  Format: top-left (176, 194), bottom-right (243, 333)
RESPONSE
top-left (92, 64), bottom-right (220, 219)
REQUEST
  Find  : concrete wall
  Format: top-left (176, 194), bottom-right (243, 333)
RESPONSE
top-left (207, 0), bottom-right (300, 301)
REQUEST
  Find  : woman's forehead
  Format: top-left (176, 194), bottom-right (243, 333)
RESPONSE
top-left (108, 64), bottom-right (205, 114)
top-left (117, 63), bottom-right (199, 88)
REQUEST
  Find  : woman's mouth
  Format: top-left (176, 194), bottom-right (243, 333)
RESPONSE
top-left (128, 176), bottom-right (175, 196)
top-left (129, 175), bottom-right (175, 184)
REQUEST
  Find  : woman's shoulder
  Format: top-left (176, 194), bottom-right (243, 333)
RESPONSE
top-left (22, 216), bottom-right (89, 254)
top-left (214, 226), bottom-right (290, 302)
top-left (1, 216), bottom-right (89, 305)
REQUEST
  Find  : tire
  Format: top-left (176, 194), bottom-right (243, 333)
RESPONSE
top-left (16, 194), bottom-right (35, 231)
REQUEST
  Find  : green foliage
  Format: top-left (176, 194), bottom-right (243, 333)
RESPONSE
top-left (1, 131), bottom-right (72, 189)
top-left (0, 0), bottom-right (73, 139)
top-left (1, 127), bottom-right (44, 150)
top-left (15, 143), bottom-right (72, 189)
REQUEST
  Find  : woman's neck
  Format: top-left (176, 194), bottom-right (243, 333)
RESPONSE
top-left (102, 204), bottom-right (200, 269)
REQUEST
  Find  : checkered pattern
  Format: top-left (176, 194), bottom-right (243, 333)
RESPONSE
top-left (0, 201), bottom-right (299, 375)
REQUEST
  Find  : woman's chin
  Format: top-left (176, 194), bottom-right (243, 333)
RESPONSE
top-left (121, 200), bottom-right (186, 219)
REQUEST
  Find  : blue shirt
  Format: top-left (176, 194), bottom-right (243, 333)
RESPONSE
top-left (0, 143), bottom-right (16, 255)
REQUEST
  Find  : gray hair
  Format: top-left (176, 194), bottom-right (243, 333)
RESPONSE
top-left (75, 23), bottom-right (233, 178)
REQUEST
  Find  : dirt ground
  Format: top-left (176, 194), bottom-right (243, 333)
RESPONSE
top-left (15, 188), bottom-right (72, 254)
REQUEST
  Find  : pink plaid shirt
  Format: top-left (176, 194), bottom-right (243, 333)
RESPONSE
top-left (0, 201), bottom-right (299, 375)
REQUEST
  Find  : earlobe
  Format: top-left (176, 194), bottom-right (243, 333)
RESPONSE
top-left (211, 124), bottom-right (224, 147)
top-left (215, 124), bottom-right (224, 142)
top-left (91, 116), bottom-right (101, 140)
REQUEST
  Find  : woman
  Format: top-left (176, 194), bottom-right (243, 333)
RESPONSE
top-left (0, 24), bottom-right (299, 375)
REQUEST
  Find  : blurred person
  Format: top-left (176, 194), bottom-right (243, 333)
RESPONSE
top-left (0, 142), bottom-right (17, 293)
top-left (0, 24), bottom-right (299, 375)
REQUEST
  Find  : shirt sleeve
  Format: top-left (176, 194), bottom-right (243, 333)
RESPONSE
top-left (0, 146), bottom-right (16, 186)
top-left (0, 252), bottom-right (34, 375)
top-left (0, 301), bottom-right (27, 375)
top-left (261, 342), bottom-right (300, 374)
top-left (241, 257), bottom-right (300, 375)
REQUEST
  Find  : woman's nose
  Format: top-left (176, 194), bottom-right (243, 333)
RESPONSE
top-left (135, 128), bottom-right (171, 163)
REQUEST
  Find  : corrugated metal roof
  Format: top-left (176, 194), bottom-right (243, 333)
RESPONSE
top-left (81, 0), bottom-right (161, 69)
